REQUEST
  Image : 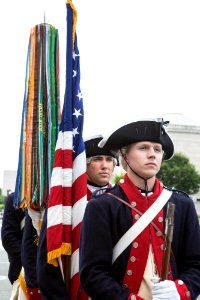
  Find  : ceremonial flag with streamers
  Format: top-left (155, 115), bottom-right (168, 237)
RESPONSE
top-left (47, 1), bottom-right (87, 298)
top-left (14, 23), bottom-right (60, 209)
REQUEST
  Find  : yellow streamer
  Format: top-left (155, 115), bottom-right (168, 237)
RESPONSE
top-left (67, 0), bottom-right (77, 51)
top-left (19, 271), bottom-right (28, 298)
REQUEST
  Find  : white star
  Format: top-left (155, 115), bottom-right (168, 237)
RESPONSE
top-left (73, 127), bottom-right (79, 137)
top-left (73, 70), bottom-right (77, 77)
top-left (77, 90), bottom-right (83, 100)
top-left (73, 51), bottom-right (80, 60)
top-left (73, 108), bottom-right (82, 119)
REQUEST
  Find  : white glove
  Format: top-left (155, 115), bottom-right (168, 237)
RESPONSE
top-left (152, 280), bottom-right (180, 300)
top-left (10, 279), bottom-right (19, 300)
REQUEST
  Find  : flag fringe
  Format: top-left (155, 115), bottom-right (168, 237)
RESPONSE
top-left (48, 243), bottom-right (72, 266)
top-left (19, 271), bottom-right (28, 297)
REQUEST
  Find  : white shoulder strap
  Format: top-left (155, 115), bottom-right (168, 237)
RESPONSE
top-left (112, 189), bottom-right (172, 263)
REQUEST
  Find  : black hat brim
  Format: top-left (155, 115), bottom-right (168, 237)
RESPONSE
top-left (99, 120), bottom-right (174, 160)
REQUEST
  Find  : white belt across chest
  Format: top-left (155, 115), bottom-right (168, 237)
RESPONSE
top-left (111, 189), bottom-right (172, 263)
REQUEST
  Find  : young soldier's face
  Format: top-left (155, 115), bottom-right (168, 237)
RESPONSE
top-left (125, 141), bottom-right (163, 179)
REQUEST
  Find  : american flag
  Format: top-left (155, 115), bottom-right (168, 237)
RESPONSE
top-left (47, 1), bottom-right (88, 299)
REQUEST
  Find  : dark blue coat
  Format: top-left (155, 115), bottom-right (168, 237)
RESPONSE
top-left (21, 211), bottom-right (39, 288)
top-left (1, 193), bottom-right (25, 284)
top-left (79, 185), bottom-right (200, 300)
top-left (37, 208), bottom-right (69, 300)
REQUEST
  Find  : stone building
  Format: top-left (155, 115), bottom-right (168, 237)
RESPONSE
top-left (164, 113), bottom-right (200, 201)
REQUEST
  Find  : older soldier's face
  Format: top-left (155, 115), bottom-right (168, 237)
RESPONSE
top-left (87, 155), bottom-right (115, 186)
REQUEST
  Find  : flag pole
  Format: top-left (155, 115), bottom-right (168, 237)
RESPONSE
top-left (64, 256), bottom-right (71, 293)
top-left (63, 0), bottom-right (74, 292)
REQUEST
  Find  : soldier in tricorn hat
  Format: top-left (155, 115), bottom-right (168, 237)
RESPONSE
top-left (80, 118), bottom-right (200, 300)
top-left (37, 134), bottom-right (118, 299)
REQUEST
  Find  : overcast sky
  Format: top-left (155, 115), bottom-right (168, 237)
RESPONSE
top-left (1, 0), bottom-right (200, 187)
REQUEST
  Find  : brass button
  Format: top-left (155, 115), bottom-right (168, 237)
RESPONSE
top-left (131, 201), bottom-right (136, 207)
top-left (127, 270), bottom-right (132, 276)
top-left (178, 280), bottom-right (184, 285)
top-left (185, 291), bottom-right (191, 297)
top-left (160, 244), bottom-right (165, 250)
top-left (130, 256), bottom-right (136, 262)
top-left (158, 217), bottom-right (163, 222)
top-left (133, 242), bottom-right (138, 248)
top-left (131, 296), bottom-right (136, 300)
top-left (135, 214), bottom-right (140, 220)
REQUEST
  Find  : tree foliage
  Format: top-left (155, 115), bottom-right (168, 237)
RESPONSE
top-left (158, 152), bottom-right (200, 195)
top-left (0, 195), bottom-right (5, 209)
top-left (112, 171), bottom-right (126, 184)
top-left (0, 188), bottom-right (5, 209)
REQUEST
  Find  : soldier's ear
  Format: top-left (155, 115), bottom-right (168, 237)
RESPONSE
top-left (162, 152), bottom-right (166, 161)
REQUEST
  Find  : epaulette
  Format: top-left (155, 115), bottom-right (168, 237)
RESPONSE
top-left (163, 186), bottom-right (190, 198)
top-left (93, 185), bottom-right (116, 198)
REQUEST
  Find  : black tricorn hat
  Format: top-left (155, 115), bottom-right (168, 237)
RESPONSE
top-left (84, 135), bottom-right (118, 160)
top-left (98, 119), bottom-right (174, 160)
